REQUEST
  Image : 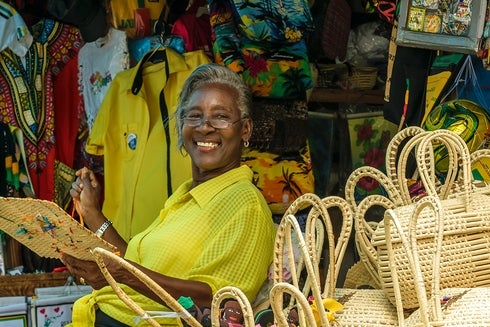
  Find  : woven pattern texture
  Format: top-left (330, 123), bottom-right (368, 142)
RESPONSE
top-left (0, 197), bottom-right (116, 261)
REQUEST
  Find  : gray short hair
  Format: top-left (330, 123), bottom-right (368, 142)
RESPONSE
top-left (175, 63), bottom-right (252, 150)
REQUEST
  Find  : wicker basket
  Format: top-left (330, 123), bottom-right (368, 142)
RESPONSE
top-left (316, 63), bottom-right (349, 88)
top-left (372, 130), bottom-right (490, 310)
top-left (345, 127), bottom-right (490, 294)
top-left (385, 196), bottom-right (490, 326)
top-left (342, 66), bottom-right (378, 90)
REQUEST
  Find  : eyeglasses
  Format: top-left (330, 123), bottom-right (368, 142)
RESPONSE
top-left (183, 117), bottom-right (242, 129)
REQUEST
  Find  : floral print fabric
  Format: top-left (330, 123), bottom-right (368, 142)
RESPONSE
top-left (208, 0), bottom-right (313, 99)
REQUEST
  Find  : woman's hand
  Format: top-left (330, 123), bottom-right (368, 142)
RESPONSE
top-left (70, 167), bottom-right (104, 229)
top-left (61, 253), bottom-right (110, 290)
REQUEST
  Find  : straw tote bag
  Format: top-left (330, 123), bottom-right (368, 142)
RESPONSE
top-left (273, 194), bottom-right (399, 326)
top-left (345, 127), bottom-right (490, 290)
top-left (385, 195), bottom-right (490, 326)
top-left (91, 247), bottom-right (257, 327)
top-left (344, 126), bottom-right (428, 287)
top-left (372, 129), bottom-right (490, 310)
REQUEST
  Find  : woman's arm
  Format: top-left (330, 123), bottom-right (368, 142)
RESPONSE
top-left (61, 253), bottom-right (213, 307)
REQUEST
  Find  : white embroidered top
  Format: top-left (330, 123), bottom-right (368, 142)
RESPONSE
top-left (78, 27), bottom-right (129, 131)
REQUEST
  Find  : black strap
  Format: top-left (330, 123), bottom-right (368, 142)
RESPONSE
top-left (131, 49), bottom-right (173, 196)
top-left (159, 57), bottom-right (172, 196)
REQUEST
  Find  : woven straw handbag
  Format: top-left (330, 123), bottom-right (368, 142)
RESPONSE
top-left (385, 195), bottom-right (490, 326)
top-left (345, 127), bottom-right (490, 292)
top-left (273, 194), bottom-right (399, 326)
top-left (344, 126), bottom-right (428, 287)
top-left (372, 129), bottom-right (490, 310)
top-left (91, 247), bottom-right (256, 327)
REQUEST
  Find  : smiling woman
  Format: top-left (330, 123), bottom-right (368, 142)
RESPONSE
top-left (62, 63), bottom-right (276, 327)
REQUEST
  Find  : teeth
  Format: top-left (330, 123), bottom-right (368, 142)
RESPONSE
top-left (197, 142), bottom-right (218, 148)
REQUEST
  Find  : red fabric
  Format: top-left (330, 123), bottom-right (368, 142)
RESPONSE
top-left (53, 57), bottom-right (82, 168)
top-left (29, 146), bottom-right (56, 201)
top-left (171, 0), bottom-right (212, 57)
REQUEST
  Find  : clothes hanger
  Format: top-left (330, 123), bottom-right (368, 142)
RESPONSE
top-left (131, 47), bottom-right (169, 95)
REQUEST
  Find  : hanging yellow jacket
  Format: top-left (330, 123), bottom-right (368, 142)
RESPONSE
top-left (86, 48), bottom-right (210, 241)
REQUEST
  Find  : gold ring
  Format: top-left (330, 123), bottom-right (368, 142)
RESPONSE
top-left (79, 277), bottom-right (86, 285)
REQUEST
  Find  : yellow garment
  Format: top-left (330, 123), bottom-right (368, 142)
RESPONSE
top-left (109, 0), bottom-right (166, 39)
top-left (71, 165), bottom-right (276, 326)
top-left (86, 49), bottom-right (210, 241)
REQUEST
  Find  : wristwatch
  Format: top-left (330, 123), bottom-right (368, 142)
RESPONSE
top-left (95, 220), bottom-right (113, 238)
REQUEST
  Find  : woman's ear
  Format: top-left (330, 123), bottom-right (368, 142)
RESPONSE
top-left (242, 118), bottom-right (253, 143)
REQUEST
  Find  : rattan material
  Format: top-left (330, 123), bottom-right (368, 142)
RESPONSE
top-left (374, 130), bottom-right (490, 310)
top-left (281, 193), bottom-right (338, 298)
top-left (343, 66), bottom-right (378, 90)
top-left (345, 128), bottom-right (490, 298)
top-left (273, 213), bottom-right (330, 326)
top-left (343, 128), bottom-right (426, 286)
top-left (269, 282), bottom-right (318, 327)
top-left (0, 197), bottom-right (117, 261)
top-left (342, 261), bottom-right (379, 290)
top-left (274, 194), bottom-right (399, 326)
top-left (334, 288), bottom-right (399, 326)
top-left (385, 196), bottom-right (490, 326)
top-left (211, 286), bottom-right (255, 327)
top-left (92, 247), bottom-right (202, 327)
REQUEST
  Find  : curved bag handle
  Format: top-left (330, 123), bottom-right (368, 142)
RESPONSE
top-left (283, 193), bottom-right (336, 292)
top-left (211, 286), bottom-right (255, 327)
top-left (314, 195), bottom-right (353, 295)
top-left (385, 126), bottom-right (426, 203)
top-left (416, 129), bottom-right (473, 210)
top-left (344, 166), bottom-right (403, 208)
top-left (353, 194), bottom-right (395, 288)
top-left (273, 213), bottom-right (331, 327)
top-left (384, 196), bottom-right (445, 325)
top-left (270, 282), bottom-right (319, 327)
top-left (92, 247), bottom-right (202, 327)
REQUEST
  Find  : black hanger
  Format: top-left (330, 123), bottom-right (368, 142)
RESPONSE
top-left (131, 47), bottom-right (169, 95)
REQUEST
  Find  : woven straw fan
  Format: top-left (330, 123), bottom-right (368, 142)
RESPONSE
top-left (0, 197), bottom-right (117, 261)
top-left (385, 195), bottom-right (490, 326)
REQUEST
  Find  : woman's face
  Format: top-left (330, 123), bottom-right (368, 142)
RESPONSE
top-left (182, 84), bottom-right (252, 182)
